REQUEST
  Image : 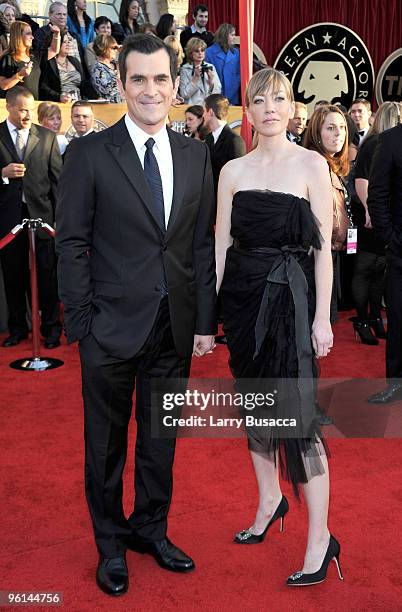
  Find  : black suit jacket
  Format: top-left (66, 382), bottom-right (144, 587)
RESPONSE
top-left (367, 124), bottom-right (402, 255)
top-left (56, 117), bottom-right (217, 359)
top-left (39, 56), bottom-right (97, 101)
top-left (205, 124), bottom-right (245, 197)
top-left (0, 121), bottom-right (62, 239)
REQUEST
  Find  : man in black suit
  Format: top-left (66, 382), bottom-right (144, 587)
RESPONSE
top-left (349, 98), bottom-right (371, 147)
top-left (367, 122), bottom-right (402, 403)
top-left (0, 86), bottom-right (62, 348)
top-left (204, 94), bottom-right (245, 204)
top-left (56, 35), bottom-right (216, 596)
top-left (286, 101), bottom-right (307, 144)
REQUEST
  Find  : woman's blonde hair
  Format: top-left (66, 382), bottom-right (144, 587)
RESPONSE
top-left (37, 101), bottom-right (61, 124)
top-left (164, 34), bottom-right (184, 66)
top-left (185, 36), bottom-right (206, 63)
top-left (370, 101), bottom-right (402, 136)
top-left (7, 20), bottom-right (30, 57)
top-left (245, 67), bottom-right (294, 107)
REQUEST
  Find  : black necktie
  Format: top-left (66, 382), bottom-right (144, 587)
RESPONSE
top-left (358, 130), bottom-right (365, 136)
top-left (144, 137), bottom-right (165, 232)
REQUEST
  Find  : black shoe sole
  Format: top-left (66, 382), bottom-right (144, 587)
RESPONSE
top-left (96, 577), bottom-right (128, 597)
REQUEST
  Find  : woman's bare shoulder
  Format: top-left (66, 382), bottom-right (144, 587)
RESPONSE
top-left (293, 147), bottom-right (328, 177)
top-left (219, 154), bottom-right (251, 182)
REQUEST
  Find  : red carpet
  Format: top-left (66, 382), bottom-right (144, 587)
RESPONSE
top-left (1, 312), bottom-right (402, 611)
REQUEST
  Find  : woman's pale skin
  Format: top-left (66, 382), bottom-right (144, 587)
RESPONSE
top-left (185, 111), bottom-right (202, 135)
top-left (215, 85), bottom-right (334, 575)
top-left (128, 0), bottom-right (139, 26)
top-left (95, 22), bottom-right (112, 36)
top-left (41, 112), bottom-right (62, 133)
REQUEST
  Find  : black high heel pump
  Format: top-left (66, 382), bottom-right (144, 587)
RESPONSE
top-left (353, 320), bottom-right (379, 345)
top-left (234, 496), bottom-right (289, 544)
top-left (286, 534), bottom-right (344, 586)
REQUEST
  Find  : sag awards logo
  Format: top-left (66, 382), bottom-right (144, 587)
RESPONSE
top-left (274, 23), bottom-right (375, 116)
top-left (376, 48), bottom-right (402, 105)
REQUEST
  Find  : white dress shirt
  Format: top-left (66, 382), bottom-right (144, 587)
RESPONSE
top-left (358, 127), bottom-right (369, 146)
top-left (124, 114), bottom-right (173, 229)
top-left (2, 120), bottom-right (30, 194)
top-left (212, 121), bottom-right (226, 144)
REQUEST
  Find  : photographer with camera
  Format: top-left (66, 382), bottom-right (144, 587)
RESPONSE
top-left (179, 37), bottom-right (221, 105)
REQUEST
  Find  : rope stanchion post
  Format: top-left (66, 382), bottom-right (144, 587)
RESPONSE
top-left (3, 218), bottom-right (64, 372)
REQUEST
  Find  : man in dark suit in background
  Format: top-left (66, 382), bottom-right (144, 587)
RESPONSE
top-left (204, 94), bottom-right (245, 205)
top-left (286, 101), bottom-right (308, 144)
top-left (367, 121), bottom-right (402, 403)
top-left (56, 35), bottom-right (216, 596)
top-left (0, 86), bottom-right (62, 348)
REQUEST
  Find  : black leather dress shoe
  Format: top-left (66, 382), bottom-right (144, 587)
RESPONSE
top-left (96, 555), bottom-right (128, 596)
top-left (368, 383), bottom-right (402, 404)
top-left (2, 332), bottom-right (28, 347)
top-left (127, 537), bottom-right (194, 572)
top-left (44, 337), bottom-right (61, 349)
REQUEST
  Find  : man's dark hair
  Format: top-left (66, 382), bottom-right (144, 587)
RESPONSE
top-left (118, 34), bottom-right (178, 88)
top-left (94, 16), bottom-right (112, 31)
top-left (204, 94), bottom-right (229, 120)
top-left (193, 4), bottom-right (208, 17)
top-left (5, 86), bottom-right (33, 105)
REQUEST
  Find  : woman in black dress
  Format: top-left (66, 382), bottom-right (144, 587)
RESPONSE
top-left (215, 68), bottom-right (342, 586)
top-left (0, 19), bottom-right (60, 98)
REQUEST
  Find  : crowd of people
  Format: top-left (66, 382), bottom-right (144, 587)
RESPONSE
top-left (0, 3), bottom-right (240, 105)
top-left (1, 2), bottom-right (402, 601)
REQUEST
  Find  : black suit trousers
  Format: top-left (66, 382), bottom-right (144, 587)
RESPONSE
top-left (0, 228), bottom-right (61, 337)
top-left (79, 297), bottom-right (191, 558)
top-left (385, 252), bottom-right (402, 379)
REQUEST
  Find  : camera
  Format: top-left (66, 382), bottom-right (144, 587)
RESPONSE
top-left (200, 63), bottom-right (212, 77)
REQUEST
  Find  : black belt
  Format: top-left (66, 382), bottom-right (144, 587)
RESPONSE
top-left (233, 241), bottom-right (317, 436)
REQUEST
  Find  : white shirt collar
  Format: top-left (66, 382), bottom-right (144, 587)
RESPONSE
top-left (212, 121), bottom-right (226, 143)
top-left (124, 113), bottom-right (169, 151)
top-left (191, 23), bottom-right (206, 33)
top-left (6, 119), bottom-right (29, 136)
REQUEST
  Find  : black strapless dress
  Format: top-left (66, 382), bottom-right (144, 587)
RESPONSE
top-left (221, 190), bottom-right (327, 492)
